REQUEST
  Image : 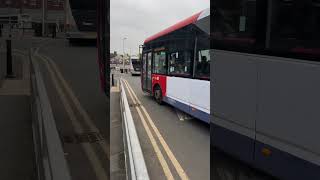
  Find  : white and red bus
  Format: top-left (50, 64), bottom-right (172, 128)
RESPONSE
top-left (141, 8), bottom-right (210, 123)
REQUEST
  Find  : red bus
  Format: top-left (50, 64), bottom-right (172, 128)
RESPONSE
top-left (141, 8), bottom-right (210, 123)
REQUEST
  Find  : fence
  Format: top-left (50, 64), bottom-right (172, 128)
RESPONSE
top-left (120, 78), bottom-right (149, 180)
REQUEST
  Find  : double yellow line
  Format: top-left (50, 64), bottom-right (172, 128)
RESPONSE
top-left (122, 79), bottom-right (189, 180)
top-left (34, 50), bottom-right (108, 180)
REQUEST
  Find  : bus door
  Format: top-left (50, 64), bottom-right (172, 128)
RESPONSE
top-left (146, 52), bottom-right (153, 92)
top-left (142, 53), bottom-right (147, 90)
top-left (142, 51), bottom-right (152, 92)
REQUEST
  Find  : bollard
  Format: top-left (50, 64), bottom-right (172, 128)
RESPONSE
top-left (6, 39), bottom-right (15, 78)
top-left (112, 74), bottom-right (115, 86)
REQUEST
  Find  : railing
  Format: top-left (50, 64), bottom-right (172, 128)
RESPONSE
top-left (29, 49), bottom-right (72, 180)
top-left (120, 78), bottom-right (149, 180)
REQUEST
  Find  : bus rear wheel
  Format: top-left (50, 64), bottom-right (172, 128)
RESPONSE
top-left (154, 86), bottom-right (163, 105)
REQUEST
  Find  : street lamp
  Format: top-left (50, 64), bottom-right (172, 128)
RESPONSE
top-left (122, 37), bottom-right (127, 72)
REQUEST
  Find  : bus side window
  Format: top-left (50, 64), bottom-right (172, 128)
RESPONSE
top-left (195, 49), bottom-right (210, 79)
top-left (153, 51), bottom-right (166, 74)
top-left (268, 0), bottom-right (320, 59)
top-left (168, 51), bottom-right (192, 76)
top-left (212, 0), bottom-right (257, 51)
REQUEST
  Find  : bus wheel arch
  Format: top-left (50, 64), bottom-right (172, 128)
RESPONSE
top-left (153, 84), bottom-right (163, 105)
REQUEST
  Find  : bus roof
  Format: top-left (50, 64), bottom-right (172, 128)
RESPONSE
top-left (144, 8), bottom-right (209, 44)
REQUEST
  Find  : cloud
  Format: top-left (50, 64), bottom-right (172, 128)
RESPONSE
top-left (110, 0), bottom-right (209, 55)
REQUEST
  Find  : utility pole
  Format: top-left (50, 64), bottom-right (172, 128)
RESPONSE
top-left (6, 0), bottom-right (12, 38)
top-left (5, 0), bottom-right (14, 78)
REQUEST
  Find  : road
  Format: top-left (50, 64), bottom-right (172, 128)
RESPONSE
top-left (117, 72), bottom-right (210, 180)
top-left (211, 148), bottom-right (277, 180)
top-left (34, 39), bottom-right (109, 180)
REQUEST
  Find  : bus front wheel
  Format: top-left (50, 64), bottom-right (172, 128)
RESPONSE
top-left (154, 85), bottom-right (163, 105)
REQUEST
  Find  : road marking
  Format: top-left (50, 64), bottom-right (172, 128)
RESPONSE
top-left (122, 79), bottom-right (174, 180)
top-left (35, 55), bottom-right (108, 180)
top-left (36, 52), bottom-right (110, 156)
top-left (123, 79), bottom-right (189, 180)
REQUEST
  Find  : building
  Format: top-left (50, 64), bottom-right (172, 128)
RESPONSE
top-left (0, 0), bottom-right (64, 10)
top-left (0, 0), bottom-right (65, 31)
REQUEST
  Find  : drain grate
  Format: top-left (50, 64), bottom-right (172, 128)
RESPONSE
top-left (61, 132), bottom-right (104, 144)
top-left (129, 103), bottom-right (141, 107)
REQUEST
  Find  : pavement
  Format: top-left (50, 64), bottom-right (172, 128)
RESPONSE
top-left (0, 95), bottom-right (36, 180)
top-left (110, 73), bottom-right (126, 180)
top-left (0, 52), bottom-right (30, 95)
top-left (0, 42), bottom-right (35, 180)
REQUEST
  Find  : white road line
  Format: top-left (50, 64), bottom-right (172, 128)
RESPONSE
top-left (35, 55), bottom-right (108, 180)
top-left (123, 79), bottom-right (189, 180)
top-left (122, 79), bottom-right (174, 180)
top-left (36, 52), bottom-right (110, 156)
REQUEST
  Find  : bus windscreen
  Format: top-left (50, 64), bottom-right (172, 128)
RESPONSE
top-left (131, 59), bottom-right (140, 70)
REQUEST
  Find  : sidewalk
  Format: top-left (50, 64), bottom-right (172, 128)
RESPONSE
top-left (0, 51), bottom-right (35, 179)
top-left (0, 52), bottom-right (30, 95)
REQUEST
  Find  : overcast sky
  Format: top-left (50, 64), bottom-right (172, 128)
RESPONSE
top-left (110, 0), bottom-right (209, 55)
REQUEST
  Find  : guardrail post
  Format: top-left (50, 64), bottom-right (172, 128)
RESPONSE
top-left (6, 38), bottom-right (15, 78)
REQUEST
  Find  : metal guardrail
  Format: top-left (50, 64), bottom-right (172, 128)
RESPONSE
top-left (120, 78), bottom-right (150, 180)
top-left (29, 49), bottom-right (72, 180)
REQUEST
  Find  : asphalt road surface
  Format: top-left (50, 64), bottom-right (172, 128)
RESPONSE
top-left (35, 39), bottom-right (109, 180)
top-left (117, 72), bottom-right (210, 180)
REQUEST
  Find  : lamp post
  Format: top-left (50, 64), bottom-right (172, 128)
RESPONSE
top-left (5, 0), bottom-right (12, 38)
top-left (22, 0), bottom-right (27, 36)
top-left (122, 37), bottom-right (127, 73)
top-left (5, 1), bottom-right (14, 78)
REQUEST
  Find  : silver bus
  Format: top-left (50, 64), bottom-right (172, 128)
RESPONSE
top-left (211, 0), bottom-right (320, 179)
